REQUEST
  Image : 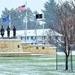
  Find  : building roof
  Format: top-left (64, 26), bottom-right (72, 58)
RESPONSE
top-left (0, 29), bottom-right (62, 37)
top-left (16, 29), bottom-right (62, 37)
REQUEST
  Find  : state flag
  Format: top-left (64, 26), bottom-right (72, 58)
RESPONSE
top-left (2, 15), bottom-right (9, 22)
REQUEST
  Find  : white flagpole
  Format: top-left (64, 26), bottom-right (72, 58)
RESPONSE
top-left (25, 11), bottom-right (27, 42)
top-left (25, 1), bottom-right (27, 42)
top-left (43, 14), bottom-right (44, 45)
top-left (35, 19), bottom-right (37, 44)
top-left (43, 20), bottom-right (44, 44)
top-left (9, 13), bottom-right (11, 29)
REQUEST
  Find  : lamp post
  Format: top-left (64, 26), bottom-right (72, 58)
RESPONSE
top-left (56, 47), bottom-right (58, 70)
top-left (71, 48), bottom-right (73, 71)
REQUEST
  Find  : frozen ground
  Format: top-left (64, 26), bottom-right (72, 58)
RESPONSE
top-left (57, 51), bottom-right (75, 55)
top-left (0, 55), bottom-right (74, 75)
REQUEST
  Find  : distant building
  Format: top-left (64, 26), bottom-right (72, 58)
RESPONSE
top-left (0, 29), bottom-right (62, 45)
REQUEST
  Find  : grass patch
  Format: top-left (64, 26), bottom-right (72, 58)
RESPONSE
top-left (0, 55), bottom-right (74, 75)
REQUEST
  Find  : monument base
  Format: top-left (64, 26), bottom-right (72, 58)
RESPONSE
top-left (0, 52), bottom-right (32, 56)
top-left (0, 39), bottom-right (23, 52)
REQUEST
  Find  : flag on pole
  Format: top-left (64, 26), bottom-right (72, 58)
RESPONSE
top-left (2, 15), bottom-right (9, 22)
top-left (17, 5), bottom-right (26, 11)
top-left (36, 14), bottom-right (43, 19)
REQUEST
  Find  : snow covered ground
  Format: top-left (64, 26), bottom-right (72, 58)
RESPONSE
top-left (0, 55), bottom-right (74, 75)
top-left (57, 51), bottom-right (75, 55)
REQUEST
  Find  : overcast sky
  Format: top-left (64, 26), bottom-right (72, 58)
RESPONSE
top-left (0, 0), bottom-right (48, 17)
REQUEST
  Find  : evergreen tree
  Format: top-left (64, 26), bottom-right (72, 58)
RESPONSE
top-left (10, 9), bottom-right (22, 30)
top-left (1, 8), bottom-right (10, 29)
top-left (42, 0), bottom-right (58, 29)
top-left (0, 8), bottom-right (42, 30)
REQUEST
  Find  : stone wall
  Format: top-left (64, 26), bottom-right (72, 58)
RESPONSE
top-left (0, 39), bottom-right (23, 52)
top-left (22, 43), bottom-right (56, 55)
top-left (0, 40), bottom-right (56, 56)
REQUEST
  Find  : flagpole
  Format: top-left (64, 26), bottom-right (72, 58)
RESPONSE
top-left (9, 12), bottom-right (11, 29)
top-left (25, 1), bottom-right (27, 42)
top-left (43, 14), bottom-right (44, 45)
top-left (25, 11), bottom-right (27, 42)
top-left (43, 19), bottom-right (44, 45)
top-left (17, 2), bottom-right (27, 42)
top-left (35, 19), bottom-right (37, 44)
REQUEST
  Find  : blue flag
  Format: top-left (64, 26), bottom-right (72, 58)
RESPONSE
top-left (2, 15), bottom-right (9, 22)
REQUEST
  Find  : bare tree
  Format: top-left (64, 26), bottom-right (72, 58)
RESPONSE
top-left (47, 0), bottom-right (75, 70)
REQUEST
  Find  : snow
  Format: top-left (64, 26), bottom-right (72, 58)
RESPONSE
top-left (0, 55), bottom-right (74, 75)
top-left (57, 51), bottom-right (75, 55)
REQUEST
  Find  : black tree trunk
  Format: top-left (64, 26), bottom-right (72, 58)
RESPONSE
top-left (65, 55), bottom-right (68, 70)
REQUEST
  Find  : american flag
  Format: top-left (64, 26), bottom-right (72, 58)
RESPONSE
top-left (17, 5), bottom-right (26, 11)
